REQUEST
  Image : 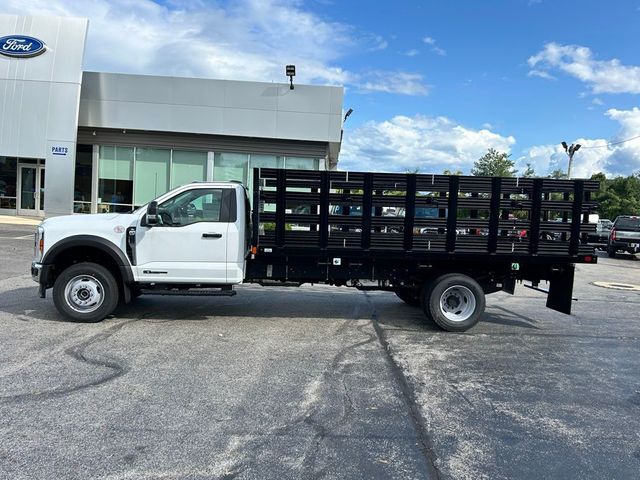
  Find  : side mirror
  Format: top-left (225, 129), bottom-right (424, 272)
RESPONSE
top-left (146, 201), bottom-right (159, 226)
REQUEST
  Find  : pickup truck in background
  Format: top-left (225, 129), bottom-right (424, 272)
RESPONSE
top-left (587, 219), bottom-right (613, 249)
top-left (607, 215), bottom-right (640, 257)
top-left (32, 169), bottom-right (599, 332)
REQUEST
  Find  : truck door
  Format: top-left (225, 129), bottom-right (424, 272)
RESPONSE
top-left (135, 187), bottom-right (234, 284)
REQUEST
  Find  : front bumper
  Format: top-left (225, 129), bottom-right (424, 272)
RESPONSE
top-left (31, 262), bottom-right (53, 298)
top-left (31, 262), bottom-right (43, 283)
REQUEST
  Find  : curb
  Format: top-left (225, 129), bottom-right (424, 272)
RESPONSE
top-left (0, 215), bottom-right (42, 226)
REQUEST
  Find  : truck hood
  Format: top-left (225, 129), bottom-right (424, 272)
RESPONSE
top-left (40, 213), bottom-right (140, 240)
top-left (41, 213), bottom-right (122, 226)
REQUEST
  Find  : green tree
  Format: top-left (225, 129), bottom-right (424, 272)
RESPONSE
top-left (471, 148), bottom-right (516, 177)
top-left (548, 169), bottom-right (568, 179)
top-left (590, 172), bottom-right (640, 219)
top-left (521, 163), bottom-right (536, 177)
top-left (442, 169), bottom-right (462, 175)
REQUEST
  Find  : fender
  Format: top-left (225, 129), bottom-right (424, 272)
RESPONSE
top-left (42, 235), bottom-right (135, 284)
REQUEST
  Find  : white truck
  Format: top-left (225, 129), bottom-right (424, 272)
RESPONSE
top-left (31, 169), bottom-right (599, 332)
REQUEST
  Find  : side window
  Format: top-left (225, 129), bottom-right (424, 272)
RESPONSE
top-left (157, 188), bottom-right (223, 226)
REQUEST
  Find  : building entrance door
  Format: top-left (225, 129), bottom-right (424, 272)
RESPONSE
top-left (18, 165), bottom-right (45, 216)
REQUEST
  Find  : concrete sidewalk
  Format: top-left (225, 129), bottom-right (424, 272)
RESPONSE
top-left (0, 215), bottom-right (42, 226)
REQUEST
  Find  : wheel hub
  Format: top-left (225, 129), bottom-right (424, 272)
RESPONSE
top-left (439, 285), bottom-right (476, 322)
top-left (64, 275), bottom-right (105, 313)
top-left (445, 295), bottom-right (460, 309)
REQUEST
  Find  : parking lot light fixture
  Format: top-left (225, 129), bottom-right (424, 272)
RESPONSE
top-left (286, 65), bottom-right (296, 90)
top-left (561, 141), bottom-right (582, 178)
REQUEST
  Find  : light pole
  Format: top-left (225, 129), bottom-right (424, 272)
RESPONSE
top-left (561, 141), bottom-right (581, 178)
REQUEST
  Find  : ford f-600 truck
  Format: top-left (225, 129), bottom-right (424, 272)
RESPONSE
top-left (31, 169), bottom-right (599, 331)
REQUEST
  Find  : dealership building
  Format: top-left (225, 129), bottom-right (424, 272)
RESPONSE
top-left (0, 14), bottom-right (344, 217)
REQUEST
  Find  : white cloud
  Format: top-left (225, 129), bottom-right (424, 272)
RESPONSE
top-left (422, 35), bottom-right (446, 56)
top-left (340, 115), bottom-right (515, 173)
top-left (528, 43), bottom-right (640, 94)
top-left (370, 35), bottom-right (388, 51)
top-left (518, 107), bottom-right (640, 177)
top-left (2, 0), bottom-right (426, 95)
top-left (402, 49), bottom-right (420, 57)
top-left (527, 69), bottom-right (556, 80)
top-left (358, 72), bottom-right (429, 96)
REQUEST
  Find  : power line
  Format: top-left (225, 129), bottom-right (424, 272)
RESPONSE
top-left (579, 134), bottom-right (640, 149)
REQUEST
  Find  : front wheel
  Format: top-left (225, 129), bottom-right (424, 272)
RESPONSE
top-left (53, 262), bottom-right (119, 323)
top-left (421, 274), bottom-right (485, 332)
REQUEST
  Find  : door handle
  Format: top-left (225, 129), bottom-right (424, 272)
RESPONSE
top-left (202, 233), bottom-right (223, 238)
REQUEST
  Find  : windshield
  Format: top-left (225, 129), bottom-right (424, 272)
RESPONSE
top-left (615, 217), bottom-right (640, 230)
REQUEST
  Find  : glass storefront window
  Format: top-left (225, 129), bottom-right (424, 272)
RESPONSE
top-left (250, 155), bottom-right (284, 170)
top-left (134, 147), bottom-right (170, 205)
top-left (87, 146), bottom-right (321, 214)
top-left (0, 157), bottom-right (17, 209)
top-left (98, 146), bottom-right (134, 212)
top-left (245, 155), bottom-right (283, 207)
top-left (285, 157), bottom-right (319, 170)
top-left (171, 150), bottom-right (207, 189)
top-left (214, 152), bottom-right (248, 184)
top-left (74, 145), bottom-right (93, 213)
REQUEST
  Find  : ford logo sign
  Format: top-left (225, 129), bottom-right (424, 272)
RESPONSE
top-left (0, 35), bottom-right (46, 58)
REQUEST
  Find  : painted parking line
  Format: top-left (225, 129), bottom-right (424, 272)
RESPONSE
top-left (592, 281), bottom-right (640, 291)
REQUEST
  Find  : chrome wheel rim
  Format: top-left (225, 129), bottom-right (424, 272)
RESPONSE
top-left (439, 285), bottom-right (476, 322)
top-left (64, 275), bottom-right (105, 313)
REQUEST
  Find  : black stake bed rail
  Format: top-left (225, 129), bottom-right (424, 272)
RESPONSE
top-left (250, 168), bottom-right (599, 262)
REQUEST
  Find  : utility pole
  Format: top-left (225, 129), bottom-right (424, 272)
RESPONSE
top-left (561, 141), bottom-right (581, 178)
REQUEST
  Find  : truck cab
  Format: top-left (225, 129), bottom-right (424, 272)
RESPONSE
top-left (32, 182), bottom-right (250, 322)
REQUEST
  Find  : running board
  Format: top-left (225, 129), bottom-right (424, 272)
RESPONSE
top-left (140, 288), bottom-right (236, 297)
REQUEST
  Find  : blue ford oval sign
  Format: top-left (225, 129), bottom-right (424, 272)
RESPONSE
top-left (0, 35), bottom-right (46, 58)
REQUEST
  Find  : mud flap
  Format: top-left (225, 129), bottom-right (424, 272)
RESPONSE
top-left (501, 276), bottom-right (516, 295)
top-left (546, 265), bottom-right (575, 315)
top-left (122, 283), bottom-right (132, 304)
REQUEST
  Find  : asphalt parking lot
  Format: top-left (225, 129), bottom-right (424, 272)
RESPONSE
top-left (1, 222), bottom-right (639, 480)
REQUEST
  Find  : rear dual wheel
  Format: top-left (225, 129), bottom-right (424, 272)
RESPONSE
top-left (420, 274), bottom-right (485, 332)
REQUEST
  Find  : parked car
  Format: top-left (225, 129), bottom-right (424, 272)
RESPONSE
top-left (587, 219), bottom-right (612, 249)
top-left (607, 216), bottom-right (640, 257)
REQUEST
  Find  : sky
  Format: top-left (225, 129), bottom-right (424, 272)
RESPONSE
top-left (4, 0), bottom-right (640, 178)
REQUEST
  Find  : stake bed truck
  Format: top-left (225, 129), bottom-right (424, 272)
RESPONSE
top-left (31, 169), bottom-right (599, 331)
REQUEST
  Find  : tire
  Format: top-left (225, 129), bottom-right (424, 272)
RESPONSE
top-left (394, 287), bottom-right (421, 307)
top-left (53, 262), bottom-right (119, 323)
top-left (420, 273), bottom-right (485, 332)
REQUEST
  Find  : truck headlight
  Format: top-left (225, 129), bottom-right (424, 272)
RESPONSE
top-left (34, 226), bottom-right (44, 262)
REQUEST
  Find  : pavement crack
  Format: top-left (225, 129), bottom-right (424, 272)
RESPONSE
top-left (449, 384), bottom-right (475, 409)
top-left (235, 309), bottom-right (378, 477)
top-left (0, 320), bottom-right (134, 403)
top-left (364, 291), bottom-right (442, 480)
top-left (299, 321), bottom-right (377, 475)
